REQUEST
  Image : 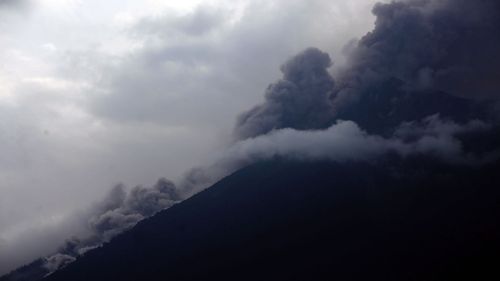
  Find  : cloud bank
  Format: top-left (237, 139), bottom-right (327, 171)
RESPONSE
top-left (230, 118), bottom-right (491, 165)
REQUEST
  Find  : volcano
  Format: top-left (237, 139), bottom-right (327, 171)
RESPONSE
top-left (29, 157), bottom-right (500, 281)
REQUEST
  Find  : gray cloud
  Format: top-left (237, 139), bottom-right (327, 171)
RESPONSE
top-left (133, 6), bottom-right (227, 38)
top-left (85, 0), bottom-right (378, 131)
top-left (0, 0), bottom-right (28, 9)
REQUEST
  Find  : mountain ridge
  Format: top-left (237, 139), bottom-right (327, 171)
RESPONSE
top-left (37, 157), bottom-right (500, 281)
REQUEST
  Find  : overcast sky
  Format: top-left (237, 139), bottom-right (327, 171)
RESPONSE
top-left (0, 0), bottom-right (384, 273)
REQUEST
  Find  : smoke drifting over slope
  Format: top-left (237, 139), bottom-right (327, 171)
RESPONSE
top-left (230, 117), bottom-right (494, 166)
top-left (84, 0), bottom-right (500, 246)
top-left (34, 179), bottom-right (181, 276)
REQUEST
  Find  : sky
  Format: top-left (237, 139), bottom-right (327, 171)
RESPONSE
top-left (0, 0), bottom-right (384, 274)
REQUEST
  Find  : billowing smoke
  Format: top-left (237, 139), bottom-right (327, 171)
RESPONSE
top-left (235, 48), bottom-right (335, 140)
top-left (88, 178), bottom-right (180, 242)
top-left (236, 0), bottom-right (500, 139)
top-left (43, 254), bottom-right (75, 274)
top-left (338, 0), bottom-right (500, 99)
top-left (30, 178), bottom-right (181, 276)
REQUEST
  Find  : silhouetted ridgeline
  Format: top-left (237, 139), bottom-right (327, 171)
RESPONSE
top-left (37, 158), bottom-right (500, 281)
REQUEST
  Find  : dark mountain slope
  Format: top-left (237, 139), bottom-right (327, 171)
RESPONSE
top-left (41, 158), bottom-right (500, 281)
top-left (0, 260), bottom-right (48, 281)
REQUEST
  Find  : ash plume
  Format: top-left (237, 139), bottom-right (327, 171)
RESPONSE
top-left (236, 0), bottom-right (500, 140)
top-left (191, 0), bottom-right (500, 196)
top-left (333, 0), bottom-right (500, 110)
top-left (235, 48), bottom-right (335, 140)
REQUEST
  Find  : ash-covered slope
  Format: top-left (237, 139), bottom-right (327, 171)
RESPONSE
top-left (41, 158), bottom-right (500, 281)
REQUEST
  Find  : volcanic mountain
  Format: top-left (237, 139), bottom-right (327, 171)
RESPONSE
top-left (3, 0), bottom-right (500, 278)
top-left (27, 156), bottom-right (500, 281)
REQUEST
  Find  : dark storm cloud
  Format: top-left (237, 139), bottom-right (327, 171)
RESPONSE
top-left (235, 48), bottom-right (335, 139)
top-left (333, 0), bottom-right (500, 107)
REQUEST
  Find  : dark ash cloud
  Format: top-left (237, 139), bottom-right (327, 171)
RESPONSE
top-left (235, 48), bottom-right (335, 139)
top-left (191, 0), bottom-right (500, 198)
top-left (334, 0), bottom-right (500, 105)
top-left (236, 0), bottom-right (500, 140)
